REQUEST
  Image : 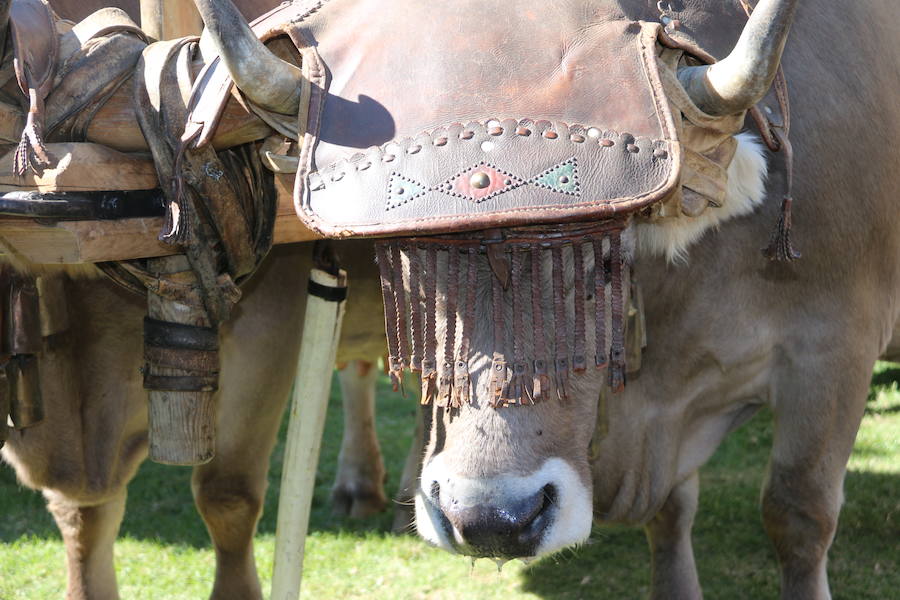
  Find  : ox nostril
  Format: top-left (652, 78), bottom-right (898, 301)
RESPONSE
top-left (441, 484), bottom-right (557, 558)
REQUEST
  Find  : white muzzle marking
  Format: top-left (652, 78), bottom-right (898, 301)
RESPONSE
top-left (415, 455), bottom-right (593, 558)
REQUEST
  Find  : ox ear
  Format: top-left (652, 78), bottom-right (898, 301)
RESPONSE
top-left (190, 0), bottom-right (303, 114)
top-left (678, 0), bottom-right (799, 115)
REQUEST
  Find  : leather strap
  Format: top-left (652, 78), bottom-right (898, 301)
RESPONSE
top-left (9, 0), bottom-right (57, 174)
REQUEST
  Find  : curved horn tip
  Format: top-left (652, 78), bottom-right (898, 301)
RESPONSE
top-left (191, 0), bottom-right (303, 115)
top-left (680, 0), bottom-right (799, 116)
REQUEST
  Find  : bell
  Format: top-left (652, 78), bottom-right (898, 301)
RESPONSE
top-left (9, 355), bottom-right (43, 429)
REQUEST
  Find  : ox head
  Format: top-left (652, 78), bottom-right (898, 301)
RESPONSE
top-left (193, 0), bottom-right (797, 560)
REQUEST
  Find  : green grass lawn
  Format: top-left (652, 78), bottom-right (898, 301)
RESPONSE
top-left (1, 364), bottom-right (899, 599)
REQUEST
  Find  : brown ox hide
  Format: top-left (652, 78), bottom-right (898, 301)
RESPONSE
top-left (397, 2), bottom-right (900, 598)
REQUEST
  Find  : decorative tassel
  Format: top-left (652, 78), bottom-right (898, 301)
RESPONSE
top-left (14, 90), bottom-right (52, 176)
top-left (160, 127), bottom-right (202, 245)
top-left (762, 196), bottom-right (800, 261)
top-left (762, 129), bottom-right (801, 261)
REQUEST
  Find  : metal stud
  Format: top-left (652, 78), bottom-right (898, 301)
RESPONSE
top-left (470, 172), bottom-right (491, 189)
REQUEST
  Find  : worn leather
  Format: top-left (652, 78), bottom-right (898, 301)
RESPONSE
top-left (296, 6), bottom-right (684, 237)
top-left (187, 0), bottom-right (775, 237)
top-left (9, 0), bottom-right (56, 101)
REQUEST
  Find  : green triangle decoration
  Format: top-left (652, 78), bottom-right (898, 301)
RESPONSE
top-left (531, 158), bottom-right (580, 195)
top-left (386, 173), bottom-right (428, 209)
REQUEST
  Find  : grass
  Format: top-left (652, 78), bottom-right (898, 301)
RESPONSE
top-left (1, 363), bottom-right (899, 599)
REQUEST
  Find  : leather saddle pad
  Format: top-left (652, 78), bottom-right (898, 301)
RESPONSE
top-left (293, 0), bottom-right (683, 237)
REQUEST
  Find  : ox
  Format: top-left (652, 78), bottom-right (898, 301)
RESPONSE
top-left (189, 0), bottom-right (900, 599)
top-left (0, 3), bottom-right (395, 600)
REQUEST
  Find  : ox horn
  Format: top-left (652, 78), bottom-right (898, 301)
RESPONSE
top-left (678, 0), bottom-right (799, 116)
top-left (191, 0), bottom-right (303, 114)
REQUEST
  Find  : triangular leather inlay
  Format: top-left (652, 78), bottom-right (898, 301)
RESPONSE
top-left (531, 158), bottom-right (580, 195)
top-left (386, 173), bottom-right (428, 209)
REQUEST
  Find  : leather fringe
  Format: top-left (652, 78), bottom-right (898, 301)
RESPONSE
top-left (376, 221), bottom-right (632, 409)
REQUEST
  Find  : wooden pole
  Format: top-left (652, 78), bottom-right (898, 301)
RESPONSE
top-left (145, 255), bottom-right (216, 465)
top-left (271, 268), bottom-right (348, 600)
top-left (140, 0), bottom-right (202, 41)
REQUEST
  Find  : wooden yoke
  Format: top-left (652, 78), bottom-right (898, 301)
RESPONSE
top-left (139, 0), bottom-right (212, 465)
top-left (140, 0), bottom-right (202, 41)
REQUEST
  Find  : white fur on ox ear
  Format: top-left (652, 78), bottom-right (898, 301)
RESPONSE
top-left (635, 132), bottom-right (768, 262)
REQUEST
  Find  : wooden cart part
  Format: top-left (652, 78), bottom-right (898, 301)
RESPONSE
top-left (0, 168), bottom-right (319, 264)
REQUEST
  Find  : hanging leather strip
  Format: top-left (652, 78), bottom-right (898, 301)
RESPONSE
top-left (407, 244), bottom-right (423, 372)
top-left (551, 245), bottom-right (569, 400)
top-left (593, 237), bottom-right (608, 370)
top-left (421, 246), bottom-right (439, 404)
top-left (375, 243), bottom-right (403, 391)
top-left (572, 242), bottom-right (587, 373)
top-left (437, 248), bottom-right (459, 408)
top-left (531, 245), bottom-right (549, 402)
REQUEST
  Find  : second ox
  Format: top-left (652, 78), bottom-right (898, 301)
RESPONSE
top-left (194, 0), bottom-right (900, 598)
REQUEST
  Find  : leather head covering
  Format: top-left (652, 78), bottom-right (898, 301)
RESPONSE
top-left (188, 0), bottom-right (763, 407)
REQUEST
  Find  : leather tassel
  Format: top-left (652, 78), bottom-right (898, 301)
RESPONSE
top-left (763, 129), bottom-right (801, 261)
top-left (14, 90), bottom-right (52, 176)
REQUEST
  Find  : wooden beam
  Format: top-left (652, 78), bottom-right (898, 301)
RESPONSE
top-left (140, 0), bottom-right (203, 41)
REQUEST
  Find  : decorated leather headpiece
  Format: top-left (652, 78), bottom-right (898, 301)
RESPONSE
top-left (186, 0), bottom-right (795, 408)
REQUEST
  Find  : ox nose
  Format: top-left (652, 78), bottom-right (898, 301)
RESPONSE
top-left (438, 484), bottom-right (556, 558)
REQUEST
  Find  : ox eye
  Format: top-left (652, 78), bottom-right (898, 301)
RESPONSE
top-left (536, 430), bottom-right (543, 436)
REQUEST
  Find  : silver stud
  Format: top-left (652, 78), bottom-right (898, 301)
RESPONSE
top-left (470, 172), bottom-right (491, 189)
